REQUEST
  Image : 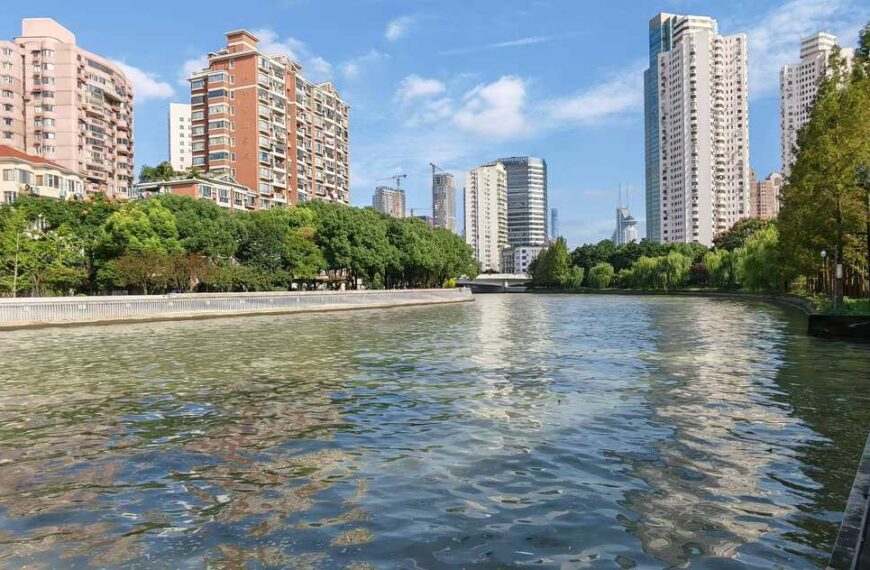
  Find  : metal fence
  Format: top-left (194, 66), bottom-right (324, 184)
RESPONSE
top-left (0, 288), bottom-right (472, 328)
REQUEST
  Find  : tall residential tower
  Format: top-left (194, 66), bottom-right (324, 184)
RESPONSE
top-left (780, 33), bottom-right (853, 175)
top-left (464, 162), bottom-right (507, 272)
top-left (168, 102), bottom-right (191, 172)
top-left (432, 171), bottom-right (456, 232)
top-left (373, 185), bottom-right (405, 218)
top-left (646, 13), bottom-right (750, 245)
top-left (188, 30), bottom-right (349, 209)
top-left (0, 18), bottom-right (134, 198)
top-left (498, 156), bottom-right (548, 247)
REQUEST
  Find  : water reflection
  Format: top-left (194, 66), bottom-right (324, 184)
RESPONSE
top-left (0, 295), bottom-right (867, 568)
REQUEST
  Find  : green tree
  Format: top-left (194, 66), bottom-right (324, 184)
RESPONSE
top-left (713, 218), bottom-right (772, 251)
top-left (0, 208), bottom-right (29, 296)
top-left (587, 262), bottom-right (615, 289)
top-left (735, 225), bottom-right (781, 292)
top-left (98, 200), bottom-right (182, 258)
top-left (704, 249), bottom-right (736, 289)
top-left (658, 251), bottom-right (692, 290)
top-left (157, 194), bottom-right (242, 259)
top-left (139, 161), bottom-right (179, 183)
top-left (531, 238), bottom-right (571, 288)
top-left (109, 252), bottom-right (171, 294)
top-left (778, 38), bottom-right (870, 302)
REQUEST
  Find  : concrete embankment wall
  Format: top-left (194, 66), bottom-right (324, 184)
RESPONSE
top-left (0, 288), bottom-right (473, 329)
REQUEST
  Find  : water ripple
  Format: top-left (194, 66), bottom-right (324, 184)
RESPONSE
top-left (0, 295), bottom-right (867, 568)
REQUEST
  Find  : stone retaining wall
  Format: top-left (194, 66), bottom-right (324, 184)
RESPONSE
top-left (0, 288), bottom-right (473, 329)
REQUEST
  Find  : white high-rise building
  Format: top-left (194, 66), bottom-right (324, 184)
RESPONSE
top-left (464, 162), bottom-right (507, 272)
top-left (499, 156), bottom-right (548, 247)
top-left (653, 13), bottom-right (750, 245)
top-left (612, 207), bottom-right (639, 245)
top-left (373, 185), bottom-right (405, 218)
top-left (432, 172), bottom-right (456, 232)
top-left (780, 33), bottom-right (853, 176)
top-left (168, 103), bottom-right (191, 172)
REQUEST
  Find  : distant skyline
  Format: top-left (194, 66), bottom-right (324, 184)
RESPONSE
top-left (2, 0), bottom-right (867, 246)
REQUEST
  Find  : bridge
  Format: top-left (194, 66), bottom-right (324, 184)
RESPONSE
top-left (457, 274), bottom-right (532, 293)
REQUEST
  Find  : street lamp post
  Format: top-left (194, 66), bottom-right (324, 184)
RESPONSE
top-left (821, 250), bottom-right (829, 302)
top-left (857, 166), bottom-right (870, 302)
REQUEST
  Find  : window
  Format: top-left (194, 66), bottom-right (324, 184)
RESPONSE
top-left (1, 90), bottom-right (12, 99)
top-left (191, 110), bottom-right (204, 120)
top-left (2, 169), bottom-right (13, 181)
top-left (208, 151), bottom-right (229, 161)
top-left (191, 79), bottom-right (205, 90)
top-left (2, 118), bottom-right (11, 126)
top-left (209, 104), bottom-right (228, 115)
top-left (191, 126), bottom-right (205, 135)
top-left (198, 184), bottom-right (213, 198)
top-left (207, 89), bottom-right (227, 99)
top-left (207, 72), bottom-right (226, 83)
top-left (191, 95), bottom-right (204, 105)
top-left (192, 156), bottom-right (205, 166)
top-left (192, 141), bottom-right (205, 151)
top-left (41, 49), bottom-right (54, 58)
top-left (229, 59), bottom-right (235, 69)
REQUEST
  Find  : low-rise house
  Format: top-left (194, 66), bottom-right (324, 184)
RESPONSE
top-left (133, 172), bottom-right (260, 211)
top-left (0, 144), bottom-right (85, 203)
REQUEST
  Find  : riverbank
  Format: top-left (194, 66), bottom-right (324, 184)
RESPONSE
top-left (0, 288), bottom-right (473, 330)
top-left (830, 433), bottom-right (870, 569)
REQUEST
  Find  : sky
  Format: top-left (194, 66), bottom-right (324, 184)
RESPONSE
top-left (3, 0), bottom-right (868, 247)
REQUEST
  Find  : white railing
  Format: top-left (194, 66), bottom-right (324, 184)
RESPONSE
top-left (0, 289), bottom-right (472, 328)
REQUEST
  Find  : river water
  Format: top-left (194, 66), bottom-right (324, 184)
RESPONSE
top-left (0, 294), bottom-right (868, 569)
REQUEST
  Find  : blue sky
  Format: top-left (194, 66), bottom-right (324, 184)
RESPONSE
top-left (3, 0), bottom-right (868, 246)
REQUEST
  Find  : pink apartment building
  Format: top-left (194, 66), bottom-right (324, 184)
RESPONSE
top-left (0, 18), bottom-right (134, 199)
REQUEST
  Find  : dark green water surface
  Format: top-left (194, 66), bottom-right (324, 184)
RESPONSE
top-left (0, 294), bottom-right (868, 568)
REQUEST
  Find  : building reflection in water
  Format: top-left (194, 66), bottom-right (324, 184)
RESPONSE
top-left (622, 298), bottom-right (823, 566)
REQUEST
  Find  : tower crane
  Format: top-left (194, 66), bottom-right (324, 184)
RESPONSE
top-left (429, 163), bottom-right (445, 176)
top-left (377, 174), bottom-right (407, 189)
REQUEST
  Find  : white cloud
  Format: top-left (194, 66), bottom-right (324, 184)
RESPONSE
top-left (743, 0), bottom-right (865, 98)
top-left (178, 55), bottom-right (208, 86)
top-left (543, 62), bottom-right (644, 124)
top-left (251, 29), bottom-right (333, 82)
top-left (453, 76), bottom-right (530, 139)
top-left (110, 60), bottom-right (174, 102)
top-left (386, 16), bottom-right (416, 42)
top-left (440, 35), bottom-right (559, 56)
top-left (341, 49), bottom-right (388, 79)
top-left (395, 75), bottom-right (446, 102)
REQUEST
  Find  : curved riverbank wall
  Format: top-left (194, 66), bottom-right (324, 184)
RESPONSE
top-left (0, 288), bottom-right (473, 329)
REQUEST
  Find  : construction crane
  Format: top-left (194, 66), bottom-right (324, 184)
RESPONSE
top-left (377, 174), bottom-right (407, 189)
top-left (429, 163), bottom-right (445, 176)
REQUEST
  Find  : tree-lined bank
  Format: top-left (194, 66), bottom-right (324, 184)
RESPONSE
top-left (0, 196), bottom-right (479, 296)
